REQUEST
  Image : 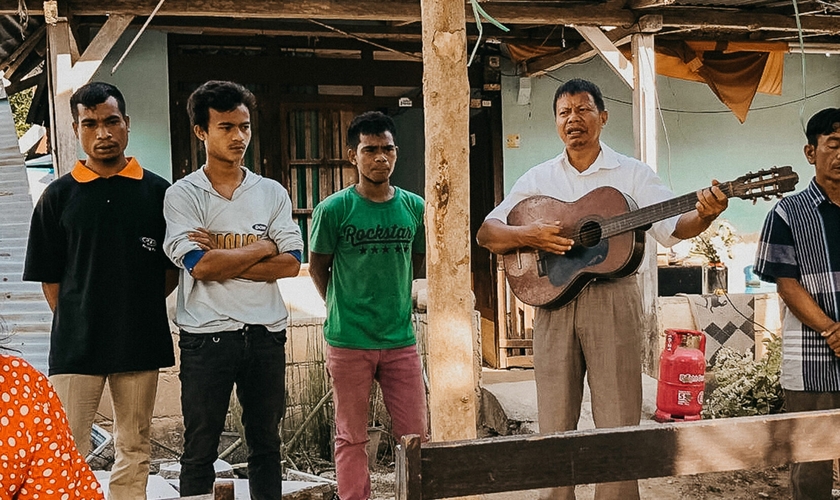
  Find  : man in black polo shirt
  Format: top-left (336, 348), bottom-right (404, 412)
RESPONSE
top-left (23, 82), bottom-right (176, 500)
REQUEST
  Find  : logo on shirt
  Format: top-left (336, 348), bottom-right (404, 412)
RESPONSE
top-left (252, 223), bottom-right (268, 232)
top-left (214, 233), bottom-right (262, 249)
top-left (341, 224), bottom-right (414, 255)
top-left (140, 237), bottom-right (158, 252)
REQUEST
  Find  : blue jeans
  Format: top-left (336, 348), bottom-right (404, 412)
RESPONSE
top-left (178, 325), bottom-right (286, 499)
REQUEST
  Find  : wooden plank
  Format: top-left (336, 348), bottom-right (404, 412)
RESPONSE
top-left (410, 409), bottom-right (840, 499)
top-left (498, 339), bottom-right (532, 349)
top-left (71, 14), bottom-right (134, 85)
top-left (576, 26), bottom-right (634, 89)
top-left (4, 1), bottom-right (837, 34)
top-left (46, 19), bottom-right (77, 178)
top-left (0, 1), bottom-right (633, 25)
top-left (630, 0), bottom-right (675, 8)
top-left (501, 355), bottom-right (533, 368)
top-left (495, 261), bottom-right (509, 369)
top-left (523, 27), bottom-right (634, 77)
top-left (2, 25), bottom-right (46, 80)
top-left (395, 435), bottom-right (422, 500)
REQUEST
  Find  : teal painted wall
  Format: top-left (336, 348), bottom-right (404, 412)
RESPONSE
top-left (501, 52), bottom-right (840, 236)
top-left (87, 29), bottom-right (172, 181)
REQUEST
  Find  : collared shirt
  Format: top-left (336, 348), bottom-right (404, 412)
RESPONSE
top-left (754, 178), bottom-right (840, 391)
top-left (23, 157), bottom-right (175, 375)
top-left (70, 157), bottom-right (144, 182)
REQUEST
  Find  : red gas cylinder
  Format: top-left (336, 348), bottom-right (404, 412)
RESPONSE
top-left (654, 328), bottom-right (706, 422)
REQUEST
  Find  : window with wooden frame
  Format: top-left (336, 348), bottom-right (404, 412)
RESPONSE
top-left (283, 107), bottom-right (359, 261)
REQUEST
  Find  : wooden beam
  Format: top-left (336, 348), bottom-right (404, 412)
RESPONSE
top-left (70, 14), bottom-right (134, 87)
top-left (656, 8), bottom-right (840, 33)
top-left (1, 24), bottom-right (47, 80)
top-left (0, 0), bottom-right (635, 25)
top-left (576, 26), bottom-right (634, 89)
top-left (523, 26), bottom-right (634, 76)
top-left (421, 0), bottom-right (479, 445)
top-left (630, 0), bottom-right (675, 9)
top-left (3, 1), bottom-right (839, 34)
top-left (399, 409), bottom-right (840, 499)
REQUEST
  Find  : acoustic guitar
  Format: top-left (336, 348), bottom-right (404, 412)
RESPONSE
top-left (503, 166), bottom-right (799, 308)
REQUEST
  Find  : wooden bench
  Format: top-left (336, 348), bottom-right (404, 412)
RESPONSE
top-left (396, 409), bottom-right (840, 499)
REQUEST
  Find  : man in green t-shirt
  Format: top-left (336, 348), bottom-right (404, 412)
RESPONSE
top-left (309, 111), bottom-right (427, 500)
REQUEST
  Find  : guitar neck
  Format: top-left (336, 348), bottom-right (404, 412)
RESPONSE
top-left (602, 182), bottom-right (735, 239)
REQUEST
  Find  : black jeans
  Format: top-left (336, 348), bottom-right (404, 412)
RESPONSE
top-left (178, 325), bottom-right (286, 499)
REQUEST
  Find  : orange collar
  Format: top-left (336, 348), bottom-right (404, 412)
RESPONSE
top-left (71, 158), bottom-right (143, 183)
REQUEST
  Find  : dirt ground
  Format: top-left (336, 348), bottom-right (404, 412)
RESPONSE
top-left (367, 464), bottom-right (796, 500)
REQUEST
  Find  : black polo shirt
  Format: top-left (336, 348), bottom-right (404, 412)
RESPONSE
top-left (23, 159), bottom-right (175, 375)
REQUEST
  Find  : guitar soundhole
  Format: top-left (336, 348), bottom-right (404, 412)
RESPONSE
top-left (578, 220), bottom-right (602, 248)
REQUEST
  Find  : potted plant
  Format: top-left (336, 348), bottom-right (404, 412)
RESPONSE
top-left (689, 220), bottom-right (739, 294)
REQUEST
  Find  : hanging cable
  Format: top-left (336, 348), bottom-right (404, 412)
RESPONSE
top-left (467, 0), bottom-right (509, 67)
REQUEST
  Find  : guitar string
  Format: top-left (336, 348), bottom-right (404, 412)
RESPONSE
top-left (571, 174), bottom-right (790, 243)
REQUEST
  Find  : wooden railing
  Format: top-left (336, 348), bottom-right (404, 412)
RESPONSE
top-left (396, 409), bottom-right (840, 500)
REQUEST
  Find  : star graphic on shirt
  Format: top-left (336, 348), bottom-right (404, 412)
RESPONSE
top-left (359, 247), bottom-right (367, 254)
top-left (394, 245), bottom-right (403, 253)
top-left (382, 246), bottom-right (389, 254)
top-left (371, 246), bottom-right (379, 254)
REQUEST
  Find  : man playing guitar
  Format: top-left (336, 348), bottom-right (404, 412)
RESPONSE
top-left (477, 78), bottom-right (729, 500)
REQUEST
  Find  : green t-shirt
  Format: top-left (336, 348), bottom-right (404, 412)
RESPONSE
top-left (310, 185), bottom-right (425, 349)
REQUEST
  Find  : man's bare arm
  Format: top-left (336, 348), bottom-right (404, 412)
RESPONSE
top-left (309, 252), bottom-right (334, 301)
top-left (190, 237), bottom-right (278, 281)
top-left (238, 253), bottom-right (301, 281)
top-left (41, 282), bottom-right (59, 312)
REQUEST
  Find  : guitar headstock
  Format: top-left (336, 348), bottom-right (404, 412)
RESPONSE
top-left (726, 166), bottom-right (799, 202)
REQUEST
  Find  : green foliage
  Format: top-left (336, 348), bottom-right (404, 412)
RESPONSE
top-left (702, 334), bottom-right (783, 418)
top-left (9, 88), bottom-right (34, 139)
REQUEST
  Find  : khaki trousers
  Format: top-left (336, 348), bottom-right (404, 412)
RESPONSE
top-left (534, 277), bottom-right (643, 500)
top-left (50, 370), bottom-right (159, 500)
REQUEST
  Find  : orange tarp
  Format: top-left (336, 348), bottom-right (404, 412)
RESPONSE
top-left (508, 40), bottom-right (787, 123)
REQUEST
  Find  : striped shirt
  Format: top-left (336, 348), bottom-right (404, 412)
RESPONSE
top-left (754, 178), bottom-right (840, 391)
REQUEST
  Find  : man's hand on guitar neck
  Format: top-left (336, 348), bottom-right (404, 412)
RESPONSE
top-left (477, 218), bottom-right (575, 255)
top-left (673, 180), bottom-right (729, 240)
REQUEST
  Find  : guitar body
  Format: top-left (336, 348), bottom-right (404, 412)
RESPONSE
top-left (503, 186), bottom-right (646, 308)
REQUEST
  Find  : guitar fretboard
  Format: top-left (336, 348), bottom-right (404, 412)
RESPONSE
top-left (600, 182), bottom-right (735, 239)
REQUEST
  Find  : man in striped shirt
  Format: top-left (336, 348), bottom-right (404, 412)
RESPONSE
top-left (754, 107), bottom-right (840, 500)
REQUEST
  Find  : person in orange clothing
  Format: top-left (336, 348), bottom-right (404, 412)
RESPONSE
top-left (0, 351), bottom-right (104, 500)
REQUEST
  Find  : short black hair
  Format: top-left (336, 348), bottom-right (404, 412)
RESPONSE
top-left (70, 82), bottom-right (126, 122)
top-left (187, 80), bottom-right (257, 132)
top-left (805, 108), bottom-right (840, 146)
top-left (347, 111), bottom-right (397, 149)
top-left (553, 78), bottom-right (606, 116)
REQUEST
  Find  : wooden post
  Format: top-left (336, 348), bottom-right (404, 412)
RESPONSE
top-left (420, 0), bottom-right (478, 443)
top-left (46, 16), bottom-right (77, 178)
top-left (631, 32), bottom-right (662, 376)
